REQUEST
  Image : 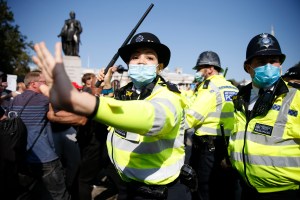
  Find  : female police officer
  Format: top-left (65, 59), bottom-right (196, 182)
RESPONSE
top-left (33, 32), bottom-right (191, 200)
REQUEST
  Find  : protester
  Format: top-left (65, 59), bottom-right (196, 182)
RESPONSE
top-left (229, 33), bottom-right (300, 200)
top-left (81, 73), bottom-right (95, 93)
top-left (186, 51), bottom-right (240, 200)
top-left (76, 75), bottom-right (120, 200)
top-left (0, 71), bottom-right (6, 119)
top-left (33, 32), bottom-right (191, 200)
top-left (72, 81), bottom-right (83, 91)
top-left (0, 74), bottom-right (13, 111)
top-left (47, 102), bottom-right (86, 199)
top-left (7, 70), bottom-right (70, 199)
top-left (99, 65), bottom-right (118, 97)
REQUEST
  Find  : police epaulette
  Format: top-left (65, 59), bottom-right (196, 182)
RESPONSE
top-left (203, 80), bottom-right (210, 89)
top-left (157, 75), bottom-right (181, 93)
top-left (288, 82), bottom-right (300, 89)
top-left (166, 82), bottom-right (181, 93)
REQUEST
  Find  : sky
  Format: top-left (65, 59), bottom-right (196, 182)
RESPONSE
top-left (7, 0), bottom-right (300, 82)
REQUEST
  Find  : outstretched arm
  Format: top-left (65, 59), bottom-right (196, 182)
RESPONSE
top-left (32, 42), bottom-right (96, 116)
top-left (47, 103), bottom-right (87, 126)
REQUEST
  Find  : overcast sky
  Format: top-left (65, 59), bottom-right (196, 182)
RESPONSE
top-left (7, 0), bottom-right (300, 82)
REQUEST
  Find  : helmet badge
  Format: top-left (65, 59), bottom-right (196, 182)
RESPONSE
top-left (135, 34), bottom-right (154, 43)
top-left (258, 33), bottom-right (274, 48)
top-left (135, 35), bottom-right (144, 42)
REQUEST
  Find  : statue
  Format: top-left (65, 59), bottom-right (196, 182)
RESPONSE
top-left (58, 11), bottom-right (82, 56)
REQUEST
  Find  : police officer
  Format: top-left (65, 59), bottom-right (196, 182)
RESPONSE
top-left (282, 65), bottom-right (300, 84)
top-left (186, 51), bottom-right (239, 200)
top-left (229, 33), bottom-right (300, 200)
top-left (32, 32), bottom-right (191, 200)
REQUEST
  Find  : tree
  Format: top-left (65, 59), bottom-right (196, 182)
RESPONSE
top-left (0, 0), bottom-right (32, 76)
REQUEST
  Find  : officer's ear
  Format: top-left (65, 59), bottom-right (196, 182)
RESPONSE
top-left (157, 63), bottom-right (164, 73)
top-left (244, 63), bottom-right (251, 74)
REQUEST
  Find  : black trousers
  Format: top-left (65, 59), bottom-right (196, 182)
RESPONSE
top-left (77, 122), bottom-right (121, 200)
top-left (117, 179), bottom-right (191, 200)
top-left (190, 135), bottom-right (241, 200)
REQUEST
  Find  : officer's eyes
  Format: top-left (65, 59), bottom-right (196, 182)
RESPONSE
top-left (131, 55), bottom-right (139, 60)
top-left (269, 59), bottom-right (280, 64)
top-left (130, 55), bottom-right (155, 60)
top-left (256, 57), bottom-right (280, 65)
top-left (146, 56), bottom-right (155, 60)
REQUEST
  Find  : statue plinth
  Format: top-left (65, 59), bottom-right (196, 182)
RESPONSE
top-left (63, 56), bottom-right (82, 85)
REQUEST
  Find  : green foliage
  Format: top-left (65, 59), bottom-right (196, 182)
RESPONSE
top-left (0, 0), bottom-right (31, 76)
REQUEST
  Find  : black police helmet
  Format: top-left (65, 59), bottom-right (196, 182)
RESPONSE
top-left (193, 51), bottom-right (223, 72)
top-left (282, 66), bottom-right (300, 80)
top-left (118, 32), bottom-right (171, 68)
top-left (244, 33), bottom-right (286, 72)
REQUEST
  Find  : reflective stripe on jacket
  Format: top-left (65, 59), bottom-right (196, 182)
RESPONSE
top-left (229, 85), bottom-right (300, 193)
top-left (186, 75), bottom-right (238, 136)
top-left (94, 80), bottom-right (186, 185)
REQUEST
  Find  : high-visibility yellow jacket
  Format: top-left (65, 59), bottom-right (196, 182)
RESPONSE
top-left (186, 75), bottom-right (238, 136)
top-left (229, 80), bottom-right (300, 193)
top-left (93, 79), bottom-right (186, 185)
top-left (180, 89), bottom-right (195, 107)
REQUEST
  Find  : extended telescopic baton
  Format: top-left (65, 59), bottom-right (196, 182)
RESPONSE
top-left (95, 3), bottom-right (154, 87)
top-left (223, 67), bottom-right (228, 78)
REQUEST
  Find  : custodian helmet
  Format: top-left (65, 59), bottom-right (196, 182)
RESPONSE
top-left (193, 51), bottom-right (223, 72)
top-left (282, 66), bottom-right (300, 80)
top-left (118, 32), bottom-right (171, 68)
top-left (244, 33), bottom-right (286, 72)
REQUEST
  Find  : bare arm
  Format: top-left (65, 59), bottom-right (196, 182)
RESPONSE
top-left (0, 92), bottom-right (12, 101)
top-left (47, 104), bottom-right (87, 126)
top-left (32, 42), bottom-right (97, 116)
top-left (97, 66), bottom-right (116, 97)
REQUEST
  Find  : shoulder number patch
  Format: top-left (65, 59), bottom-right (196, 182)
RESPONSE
top-left (224, 91), bottom-right (237, 101)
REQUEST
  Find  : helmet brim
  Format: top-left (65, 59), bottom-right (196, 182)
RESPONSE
top-left (193, 65), bottom-right (224, 73)
top-left (118, 42), bottom-right (171, 68)
top-left (243, 50), bottom-right (286, 72)
top-left (282, 66), bottom-right (300, 80)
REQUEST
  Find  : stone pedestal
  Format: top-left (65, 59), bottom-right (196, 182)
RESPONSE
top-left (63, 56), bottom-right (82, 85)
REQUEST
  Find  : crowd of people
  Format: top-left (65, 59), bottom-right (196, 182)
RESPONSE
top-left (0, 32), bottom-right (300, 200)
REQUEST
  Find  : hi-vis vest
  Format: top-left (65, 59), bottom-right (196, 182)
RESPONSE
top-left (229, 82), bottom-right (300, 193)
top-left (93, 80), bottom-right (186, 185)
top-left (186, 75), bottom-right (238, 136)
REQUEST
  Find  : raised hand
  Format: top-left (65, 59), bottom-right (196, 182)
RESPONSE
top-left (32, 42), bottom-right (65, 87)
top-left (32, 42), bottom-right (96, 115)
top-left (32, 42), bottom-right (74, 109)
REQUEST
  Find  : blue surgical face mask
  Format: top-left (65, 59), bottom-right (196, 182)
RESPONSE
top-left (128, 64), bottom-right (157, 89)
top-left (194, 71), bottom-right (205, 83)
top-left (252, 64), bottom-right (281, 88)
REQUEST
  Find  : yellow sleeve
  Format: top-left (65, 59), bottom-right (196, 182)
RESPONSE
top-left (186, 89), bottom-right (215, 129)
top-left (93, 88), bottom-right (184, 136)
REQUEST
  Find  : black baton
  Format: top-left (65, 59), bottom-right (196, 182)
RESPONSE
top-left (95, 3), bottom-right (154, 87)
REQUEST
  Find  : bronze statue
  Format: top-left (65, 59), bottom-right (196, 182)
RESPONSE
top-left (58, 11), bottom-right (82, 56)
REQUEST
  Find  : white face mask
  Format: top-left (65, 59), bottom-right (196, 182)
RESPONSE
top-left (128, 64), bottom-right (157, 89)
